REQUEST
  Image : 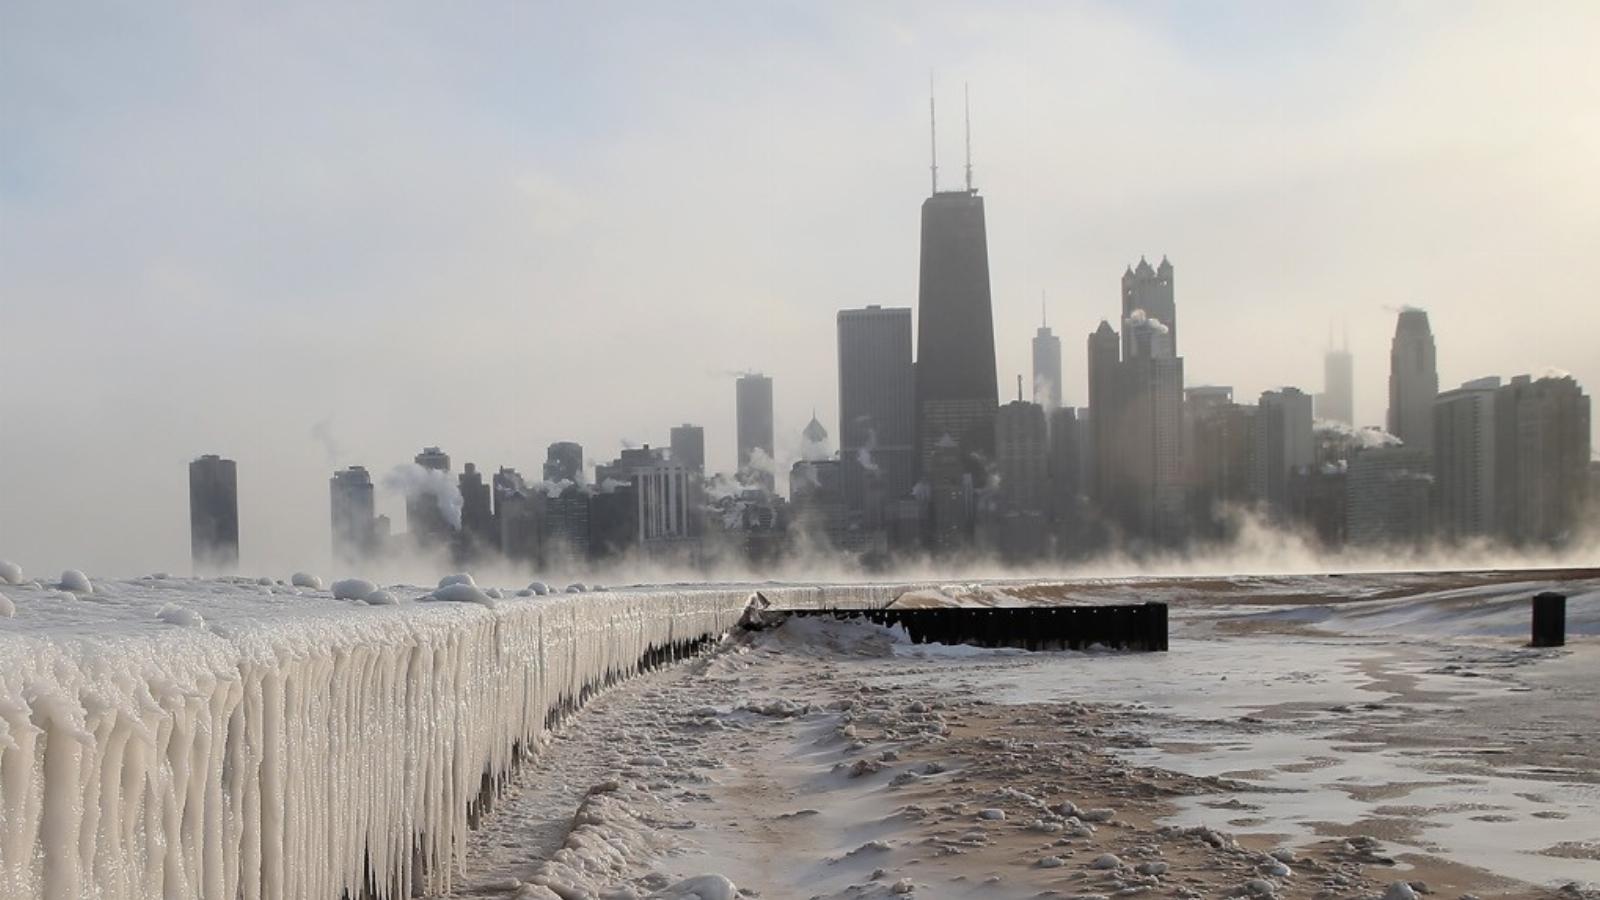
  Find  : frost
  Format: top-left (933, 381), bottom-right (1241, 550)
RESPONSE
top-left (291, 571), bottom-right (323, 589)
top-left (0, 560), bottom-right (22, 585)
top-left (59, 569), bottom-right (93, 594)
top-left (332, 578), bottom-right (379, 600)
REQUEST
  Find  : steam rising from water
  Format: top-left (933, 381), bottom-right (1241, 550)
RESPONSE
top-left (381, 463), bottom-right (464, 530)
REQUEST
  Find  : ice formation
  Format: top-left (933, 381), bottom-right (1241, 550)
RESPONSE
top-left (0, 575), bottom-right (902, 898)
top-left (331, 577), bottom-right (379, 600)
top-left (0, 592), bottom-right (13, 618)
top-left (0, 561), bottom-right (22, 585)
top-left (290, 571), bottom-right (323, 589)
top-left (58, 569), bottom-right (93, 594)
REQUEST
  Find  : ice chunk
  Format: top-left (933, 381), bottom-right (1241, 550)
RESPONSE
top-left (0, 560), bottom-right (23, 585)
top-left (156, 604), bottom-right (205, 628)
top-left (291, 572), bottom-right (323, 589)
top-left (428, 582), bottom-right (496, 607)
top-left (363, 590), bottom-right (398, 606)
top-left (438, 573), bottom-right (476, 589)
top-left (656, 875), bottom-right (739, 900)
top-left (0, 591), bottom-right (13, 618)
top-left (59, 569), bottom-right (93, 594)
top-left (332, 578), bottom-right (379, 600)
top-left (527, 581), bottom-right (550, 596)
top-left (565, 583), bottom-right (586, 593)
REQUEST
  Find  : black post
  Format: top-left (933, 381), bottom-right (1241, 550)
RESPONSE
top-left (1531, 592), bottom-right (1566, 647)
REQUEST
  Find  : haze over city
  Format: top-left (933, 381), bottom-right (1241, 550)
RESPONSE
top-left (3, 2), bottom-right (1598, 575)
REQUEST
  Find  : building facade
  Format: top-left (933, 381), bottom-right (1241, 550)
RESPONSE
top-left (189, 454), bottom-right (239, 572)
top-left (1387, 308), bottom-right (1439, 453)
top-left (736, 373), bottom-right (775, 491)
top-left (1494, 374), bottom-right (1591, 544)
top-left (1433, 377), bottom-right (1501, 539)
top-left (837, 305), bottom-right (916, 510)
top-left (330, 465), bottom-right (378, 564)
top-left (1120, 256), bottom-right (1175, 358)
top-left (1032, 320), bottom-right (1062, 409)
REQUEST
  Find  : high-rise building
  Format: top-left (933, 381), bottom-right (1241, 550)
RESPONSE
top-left (543, 441), bottom-right (583, 485)
top-left (1032, 301), bottom-right (1062, 408)
top-left (493, 468), bottom-right (544, 565)
top-left (1252, 388), bottom-right (1315, 514)
top-left (736, 373), bottom-right (775, 492)
top-left (458, 463), bottom-right (495, 554)
top-left (1185, 388), bottom-right (1255, 535)
top-left (1121, 257), bottom-right (1176, 357)
top-left (995, 397), bottom-right (1048, 513)
top-left (1346, 446), bottom-right (1433, 545)
top-left (1494, 374), bottom-right (1591, 544)
top-left (800, 414), bottom-right (830, 460)
top-left (1086, 320), bottom-right (1121, 504)
top-left (1387, 308), bottom-right (1439, 453)
top-left (837, 305), bottom-right (915, 510)
top-left (330, 465), bottom-right (378, 564)
top-left (1433, 377), bottom-right (1501, 539)
top-left (1319, 344), bottom-right (1354, 426)
top-left (669, 424), bottom-right (705, 473)
top-left (406, 446), bottom-right (454, 547)
top-left (189, 454), bottom-right (239, 572)
top-left (1116, 312), bottom-right (1185, 544)
top-left (915, 188), bottom-right (998, 481)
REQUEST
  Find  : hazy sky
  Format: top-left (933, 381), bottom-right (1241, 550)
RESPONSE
top-left (3, 1), bottom-right (1597, 576)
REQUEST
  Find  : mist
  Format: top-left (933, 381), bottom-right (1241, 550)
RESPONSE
top-left (2, 2), bottom-right (1598, 577)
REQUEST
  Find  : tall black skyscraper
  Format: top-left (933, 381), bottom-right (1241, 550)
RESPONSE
top-left (189, 454), bottom-right (239, 572)
top-left (330, 465), bottom-right (378, 564)
top-left (837, 305), bottom-right (915, 510)
top-left (736, 373), bottom-right (775, 491)
top-left (914, 94), bottom-right (997, 481)
top-left (670, 424), bottom-right (705, 473)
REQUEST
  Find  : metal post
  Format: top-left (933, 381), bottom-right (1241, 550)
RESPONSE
top-left (1531, 592), bottom-right (1566, 647)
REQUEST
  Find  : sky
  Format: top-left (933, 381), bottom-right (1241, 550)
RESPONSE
top-left (2, 1), bottom-right (1597, 577)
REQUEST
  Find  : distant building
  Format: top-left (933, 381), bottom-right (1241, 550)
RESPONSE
top-left (1046, 406), bottom-right (1087, 553)
top-left (1346, 446), bottom-right (1433, 545)
top-left (330, 465), bottom-right (378, 564)
top-left (669, 424), bottom-right (705, 473)
top-left (1433, 377), bottom-right (1501, 539)
top-left (1121, 256), bottom-right (1176, 357)
top-left (915, 188), bottom-right (998, 483)
top-left (1252, 388), bottom-right (1315, 514)
top-left (837, 305), bottom-right (916, 511)
top-left (1086, 320), bottom-right (1121, 505)
top-left (458, 463), bottom-right (495, 555)
top-left (1318, 345), bottom-right (1354, 426)
top-left (736, 373), bottom-right (775, 492)
top-left (800, 414), bottom-right (830, 460)
top-left (1114, 310), bottom-right (1185, 545)
top-left (543, 441), bottom-right (583, 485)
top-left (1185, 388), bottom-right (1255, 536)
top-left (494, 468), bottom-right (544, 565)
top-left (406, 446), bottom-right (454, 548)
top-left (1032, 305), bottom-right (1063, 408)
top-left (1387, 308), bottom-right (1439, 453)
top-left (790, 458), bottom-right (859, 552)
top-left (189, 454), bottom-right (239, 573)
top-left (994, 398), bottom-right (1049, 560)
top-left (1494, 374), bottom-right (1591, 544)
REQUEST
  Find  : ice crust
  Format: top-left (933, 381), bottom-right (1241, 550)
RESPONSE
top-left (0, 574), bottom-right (903, 899)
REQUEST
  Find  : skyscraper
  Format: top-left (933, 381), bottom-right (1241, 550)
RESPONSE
top-left (1387, 308), bottom-right (1439, 452)
top-left (837, 305), bottom-right (915, 509)
top-left (406, 446), bottom-right (453, 546)
top-left (189, 454), bottom-right (239, 572)
top-left (994, 396), bottom-right (1048, 513)
top-left (543, 441), bottom-right (583, 485)
top-left (914, 188), bottom-right (997, 480)
top-left (1117, 312), bottom-right (1185, 544)
top-left (1121, 257), bottom-right (1176, 358)
top-left (1494, 374), bottom-right (1591, 544)
top-left (330, 465), bottom-right (378, 564)
top-left (735, 373), bottom-right (775, 491)
top-left (458, 463), bottom-right (494, 553)
top-left (1252, 388), bottom-right (1315, 514)
top-left (670, 424), bottom-right (705, 473)
top-left (1319, 344), bottom-right (1354, 426)
top-left (1346, 446), bottom-right (1433, 545)
top-left (1032, 300), bottom-right (1062, 408)
top-left (1433, 377), bottom-right (1501, 538)
top-left (1086, 321), bottom-right (1121, 504)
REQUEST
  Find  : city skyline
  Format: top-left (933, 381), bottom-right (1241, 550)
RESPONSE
top-left (4, 2), bottom-right (1599, 574)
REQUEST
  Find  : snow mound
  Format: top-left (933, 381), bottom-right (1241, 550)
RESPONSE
top-left (429, 582), bottom-right (496, 607)
top-left (331, 578), bottom-right (379, 600)
top-left (527, 581), bottom-right (550, 596)
top-left (291, 572), bottom-right (323, 589)
top-left (438, 573), bottom-right (476, 589)
top-left (59, 569), bottom-right (93, 594)
top-left (0, 591), bottom-right (14, 618)
top-left (654, 874), bottom-right (739, 900)
top-left (156, 604), bottom-right (206, 628)
top-left (565, 583), bottom-right (586, 593)
top-left (363, 589), bottom-right (398, 606)
top-left (0, 560), bottom-right (23, 585)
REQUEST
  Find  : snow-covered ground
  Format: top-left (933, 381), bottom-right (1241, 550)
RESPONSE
top-left (2, 565), bottom-right (1595, 899)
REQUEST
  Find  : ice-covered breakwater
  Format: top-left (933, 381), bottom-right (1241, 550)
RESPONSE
top-left (0, 575), bottom-right (905, 899)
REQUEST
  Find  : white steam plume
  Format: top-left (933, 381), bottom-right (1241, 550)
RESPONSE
top-left (382, 463), bottom-right (464, 530)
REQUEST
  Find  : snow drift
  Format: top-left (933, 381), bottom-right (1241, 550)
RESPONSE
top-left (0, 575), bottom-right (903, 899)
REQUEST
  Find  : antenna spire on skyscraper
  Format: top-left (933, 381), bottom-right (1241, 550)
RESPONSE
top-left (964, 82), bottom-right (973, 192)
top-left (1041, 290), bottom-right (1047, 328)
top-left (929, 73), bottom-right (938, 196)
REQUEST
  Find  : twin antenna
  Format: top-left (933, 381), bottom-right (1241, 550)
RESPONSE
top-left (929, 77), bottom-right (974, 195)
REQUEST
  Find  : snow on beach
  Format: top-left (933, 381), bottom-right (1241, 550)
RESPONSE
top-left (0, 571), bottom-right (905, 899)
